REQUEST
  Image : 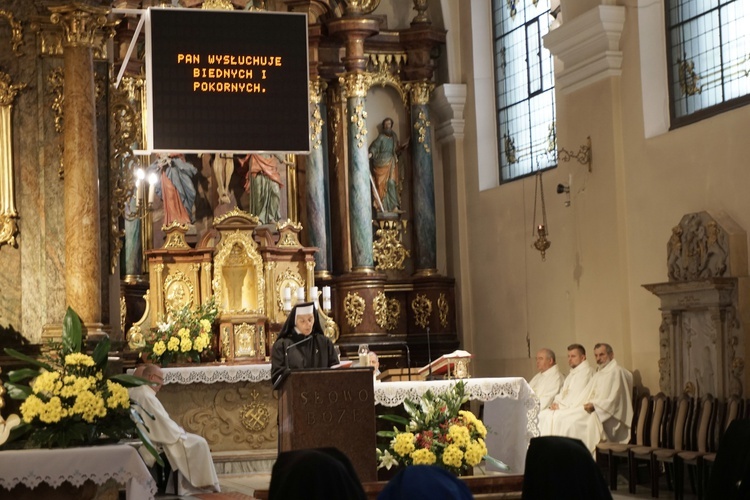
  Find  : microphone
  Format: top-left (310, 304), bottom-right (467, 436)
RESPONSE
top-left (285, 335), bottom-right (313, 369)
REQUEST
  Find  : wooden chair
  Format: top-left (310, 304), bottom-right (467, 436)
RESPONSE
top-left (624, 393), bottom-right (670, 494)
top-left (700, 396), bottom-right (743, 497)
top-left (649, 395), bottom-right (695, 497)
top-left (674, 394), bottom-right (716, 499)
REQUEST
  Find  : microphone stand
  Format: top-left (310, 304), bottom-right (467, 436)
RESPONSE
top-left (426, 326), bottom-right (433, 380)
top-left (285, 334), bottom-right (313, 369)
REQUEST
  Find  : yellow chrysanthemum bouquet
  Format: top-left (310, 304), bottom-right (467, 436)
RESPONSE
top-left (2, 307), bottom-right (161, 461)
top-left (142, 298), bottom-right (218, 366)
top-left (376, 380), bottom-right (507, 476)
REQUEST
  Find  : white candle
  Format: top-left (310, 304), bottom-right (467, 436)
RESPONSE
top-left (310, 286), bottom-right (318, 302)
top-left (296, 286), bottom-right (305, 301)
top-left (323, 298), bottom-right (332, 311)
top-left (283, 287), bottom-right (291, 301)
top-left (322, 286), bottom-right (331, 300)
top-left (135, 179), bottom-right (143, 204)
top-left (147, 184), bottom-right (155, 205)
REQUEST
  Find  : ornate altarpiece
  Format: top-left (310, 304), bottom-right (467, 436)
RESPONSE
top-left (644, 211), bottom-right (750, 399)
top-left (127, 209), bottom-right (318, 361)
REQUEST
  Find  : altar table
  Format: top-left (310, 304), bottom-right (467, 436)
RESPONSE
top-left (0, 444), bottom-right (156, 499)
top-left (153, 365), bottom-right (539, 473)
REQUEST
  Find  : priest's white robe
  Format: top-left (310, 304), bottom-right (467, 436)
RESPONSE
top-left (528, 364), bottom-right (565, 411)
top-left (129, 385), bottom-right (220, 495)
top-left (545, 359), bottom-right (633, 453)
top-left (538, 361), bottom-right (593, 435)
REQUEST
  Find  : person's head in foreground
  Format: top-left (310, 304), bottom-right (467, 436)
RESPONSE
top-left (269, 447), bottom-right (366, 500)
top-left (378, 465), bottom-right (473, 500)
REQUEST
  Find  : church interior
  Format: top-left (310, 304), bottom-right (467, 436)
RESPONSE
top-left (0, 0), bottom-right (749, 497)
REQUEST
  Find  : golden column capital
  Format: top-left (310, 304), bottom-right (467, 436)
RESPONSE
top-left (49, 3), bottom-right (109, 48)
top-left (309, 78), bottom-right (328, 105)
top-left (0, 71), bottom-right (25, 107)
top-left (339, 72), bottom-right (372, 99)
top-left (408, 81), bottom-right (434, 106)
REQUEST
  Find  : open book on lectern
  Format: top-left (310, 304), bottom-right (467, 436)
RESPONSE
top-left (418, 349), bottom-right (472, 377)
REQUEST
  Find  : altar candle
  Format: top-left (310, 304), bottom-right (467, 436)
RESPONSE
top-left (135, 179), bottom-right (143, 204)
top-left (323, 298), bottom-right (332, 311)
top-left (322, 286), bottom-right (331, 300)
top-left (283, 286), bottom-right (291, 301)
top-left (296, 286), bottom-right (305, 301)
top-left (310, 286), bottom-right (318, 302)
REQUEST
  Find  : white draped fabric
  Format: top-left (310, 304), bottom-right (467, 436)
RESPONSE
top-left (0, 444), bottom-right (156, 499)
top-left (538, 361), bottom-right (594, 434)
top-left (528, 364), bottom-right (565, 411)
top-left (158, 364), bottom-right (272, 384)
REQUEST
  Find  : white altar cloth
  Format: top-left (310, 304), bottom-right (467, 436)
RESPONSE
top-left (0, 444), bottom-right (156, 499)
top-left (159, 363), bottom-right (272, 384)
top-left (374, 377), bottom-right (539, 474)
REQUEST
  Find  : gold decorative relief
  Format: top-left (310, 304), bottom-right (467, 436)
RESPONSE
top-left (220, 326), bottom-right (231, 361)
top-left (310, 79), bottom-right (326, 150)
top-left (344, 292), bottom-right (365, 328)
top-left (277, 219), bottom-right (303, 247)
top-left (127, 324), bottom-right (145, 350)
top-left (212, 231), bottom-right (265, 315)
top-left (163, 270), bottom-right (195, 316)
top-left (234, 323), bottom-right (256, 357)
top-left (0, 71), bottom-right (24, 247)
top-left (120, 295), bottom-right (127, 334)
top-left (411, 293), bottom-right (432, 329)
top-left (0, 10), bottom-right (23, 55)
top-left (162, 221), bottom-right (190, 249)
top-left (438, 293), bottom-right (448, 329)
top-left (203, 0), bottom-right (235, 9)
top-left (368, 55), bottom-right (409, 107)
top-left (275, 267), bottom-right (304, 315)
top-left (413, 109), bottom-right (431, 154)
top-left (240, 390), bottom-right (270, 432)
top-left (351, 101), bottom-right (368, 149)
top-left (373, 219), bottom-right (409, 270)
top-left (47, 67), bottom-right (65, 179)
top-left (343, 0), bottom-right (381, 15)
top-left (374, 291), bottom-right (400, 331)
top-left (214, 206), bottom-right (260, 225)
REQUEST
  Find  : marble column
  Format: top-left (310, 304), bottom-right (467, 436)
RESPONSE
top-left (410, 82), bottom-right (437, 275)
top-left (306, 78), bottom-right (331, 277)
top-left (50, 3), bottom-right (108, 333)
top-left (342, 73), bottom-right (374, 272)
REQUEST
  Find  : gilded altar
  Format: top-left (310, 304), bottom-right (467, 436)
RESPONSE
top-left (127, 209), bottom-right (318, 362)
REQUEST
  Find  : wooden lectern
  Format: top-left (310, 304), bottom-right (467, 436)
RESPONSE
top-left (277, 368), bottom-right (377, 482)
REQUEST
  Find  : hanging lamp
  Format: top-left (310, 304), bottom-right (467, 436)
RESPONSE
top-left (532, 171), bottom-right (551, 261)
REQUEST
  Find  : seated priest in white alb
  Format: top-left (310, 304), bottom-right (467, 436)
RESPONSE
top-left (129, 364), bottom-right (220, 496)
top-left (528, 348), bottom-right (565, 411)
top-left (544, 343), bottom-right (633, 454)
top-left (538, 343), bottom-right (593, 435)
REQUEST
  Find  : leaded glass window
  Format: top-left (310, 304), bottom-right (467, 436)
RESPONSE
top-left (667, 0), bottom-right (750, 127)
top-left (492, 0), bottom-right (557, 182)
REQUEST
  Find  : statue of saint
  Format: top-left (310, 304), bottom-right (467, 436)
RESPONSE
top-left (241, 154), bottom-right (290, 224)
top-left (369, 118), bottom-right (407, 214)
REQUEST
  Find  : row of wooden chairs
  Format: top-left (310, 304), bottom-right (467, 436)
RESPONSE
top-left (595, 392), bottom-right (744, 499)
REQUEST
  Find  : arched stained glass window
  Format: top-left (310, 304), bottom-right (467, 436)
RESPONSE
top-left (492, 0), bottom-right (557, 182)
top-left (667, 0), bottom-right (750, 127)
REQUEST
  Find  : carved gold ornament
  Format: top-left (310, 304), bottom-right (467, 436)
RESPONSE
top-left (0, 71), bottom-right (24, 248)
top-left (409, 81), bottom-right (433, 106)
top-left (0, 10), bottom-right (24, 55)
top-left (275, 267), bottom-right (304, 315)
top-left (368, 54), bottom-right (409, 107)
top-left (374, 291), bottom-right (400, 331)
top-left (309, 79), bottom-right (326, 150)
top-left (438, 293), bottom-right (449, 329)
top-left (343, 0), bottom-right (381, 15)
top-left (163, 221), bottom-right (191, 249)
top-left (221, 326), bottom-right (231, 361)
top-left (203, 0), bottom-right (234, 10)
top-left (127, 324), bottom-right (145, 350)
top-left (413, 109), bottom-right (431, 154)
top-left (411, 293), bottom-right (432, 329)
top-left (350, 101), bottom-right (368, 149)
top-left (344, 292), bottom-right (365, 328)
top-left (234, 323), bottom-right (256, 357)
top-left (214, 206), bottom-right (260, 225)
top-left (164, 270), bottom-right (195, 316)
top-left (240, 390), bottom-right (270, 432)
top-left (373, 219), bottom-right (409, 270)
top-left (120, 295), bottom-right (127, 334)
